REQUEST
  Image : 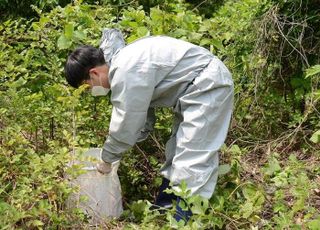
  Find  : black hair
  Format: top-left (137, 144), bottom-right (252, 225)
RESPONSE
top-left (64, 45), bottom-right (106, 88)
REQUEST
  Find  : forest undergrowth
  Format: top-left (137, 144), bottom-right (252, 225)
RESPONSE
top-left (0, 0), bottom-right (319, 229)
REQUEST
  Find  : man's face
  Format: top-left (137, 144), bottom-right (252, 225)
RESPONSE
top-left (84, 64), bottom-right (110, 89)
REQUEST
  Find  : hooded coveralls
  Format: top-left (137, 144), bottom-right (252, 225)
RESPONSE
top-left (100, 32), bottom-right (233, 199)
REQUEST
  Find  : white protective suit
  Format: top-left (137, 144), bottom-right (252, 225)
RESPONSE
top-left (100, 29), bottom-right (233, 199)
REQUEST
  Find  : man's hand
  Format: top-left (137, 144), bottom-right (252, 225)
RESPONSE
top-left (96, 161), bottom-right (112, 174)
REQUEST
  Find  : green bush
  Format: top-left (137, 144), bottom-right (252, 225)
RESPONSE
top-left (0, 0), bottom-right (319, 228)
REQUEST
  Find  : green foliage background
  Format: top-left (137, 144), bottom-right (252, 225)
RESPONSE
top-left (0, 0), bottom-right (319, 229)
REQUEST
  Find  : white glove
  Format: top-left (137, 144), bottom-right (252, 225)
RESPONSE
top-left (96, 148), bottom-right (112, 174)
top-left (96, 161), bottom-right (112, 174)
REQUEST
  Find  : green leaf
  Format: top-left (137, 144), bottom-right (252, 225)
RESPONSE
top-left (64, 23), bottom-right (74, 39)
top-left (271, 171), bottom-right (289, 187)
top-left (32, 22), bottom-right (40, 31)
top-left (230, 144), bottom-right (242, 155)
top-left (263, 156), bottom-right (281, 176)
top-left (13, 78), bottom-right (27, 88)
top-left (242, 185), bottom-right (258, 200)
top-left (218, 164), bottom-right (231, 175)
top-left (306, 65), bottom-right (320, 78)
top-left (188, 32), bottom-right (202, 42)
top-left (129, 200), bottom-right (147, 221)
top-left (310, 130), bottom-right (320, 143)
top-left (189, 195), bottom-right (208, 215)
top-left (241, 202), bottom-right (254, 218)
top-left (39, 16), bottom-right (50, 26)
top-left (211, 38), bottom-right (224, 50)
top-left (308, 218), bottom-right (320, 230)
top-left (180, 180), bottom-right (188, 193)
top-left (73, 30), bottom-right (86, 41)
top-left (200, 38), bottom-right (212, 46)
top-left (167, 212), bottom-right (185, 228)
top-left (136, 26), bottom-right (149, 37)
top-left (57, 34), bottom-right (72, 50)
top-left (26, 220), bottom-right (44, 227)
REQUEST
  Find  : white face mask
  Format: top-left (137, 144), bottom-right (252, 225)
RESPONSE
top-left (91, 86), bottom-right (110, 97)
top-left (90, 72), bottom-right (110, 97)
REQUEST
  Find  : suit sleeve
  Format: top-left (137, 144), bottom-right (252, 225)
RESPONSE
top-left (101, 65), bottom-right (156, 163)
top-left (136, 107), bottom-right (156, 142)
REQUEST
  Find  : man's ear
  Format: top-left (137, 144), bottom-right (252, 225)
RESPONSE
top-left (89, 68), bottom-right (97, 74)
top-left (89, 68), bottom-right (98, 79)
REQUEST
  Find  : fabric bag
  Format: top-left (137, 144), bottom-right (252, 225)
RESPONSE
top-left (67, 148), bottom-right (123, 224)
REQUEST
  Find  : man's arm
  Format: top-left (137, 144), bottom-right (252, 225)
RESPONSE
top-left (101, 66), bottom-right (156, 163)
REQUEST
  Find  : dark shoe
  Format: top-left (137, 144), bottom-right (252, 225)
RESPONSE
top-left (154, 178), bottom-right (193, 222)
top-left (152, 178), bottom-right (177, 213)
top-left (174, 197), bottom-right (192, 223)
top-left (155, 178), bottom-right (178, 207)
